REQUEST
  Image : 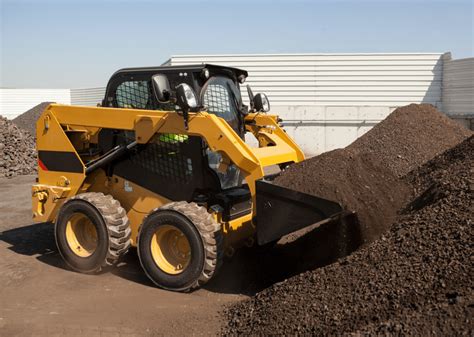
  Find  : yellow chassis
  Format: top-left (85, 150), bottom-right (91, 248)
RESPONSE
top-left (32, 104), bottom-right (305, 248)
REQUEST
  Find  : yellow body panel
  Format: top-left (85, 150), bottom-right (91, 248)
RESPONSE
top-left (32, 108), bottom-right (86, 222)
top-left (33, 103), bottom-right (305, 248)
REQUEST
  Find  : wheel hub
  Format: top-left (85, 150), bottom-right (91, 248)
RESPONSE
top-left (65, 213), bottom-right (98, 258)
top-left (151, 225), bottom-right (191, 275)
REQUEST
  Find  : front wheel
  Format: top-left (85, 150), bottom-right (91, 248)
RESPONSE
top-left (138, 201), bottom-right (223, 292)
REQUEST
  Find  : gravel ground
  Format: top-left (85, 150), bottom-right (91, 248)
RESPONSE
top-left (223, 136), bottom-right (474, 336)
top-left (0, 116), bottom-right (37, 178)
top-left (1, 102), bottom-right (51, 178)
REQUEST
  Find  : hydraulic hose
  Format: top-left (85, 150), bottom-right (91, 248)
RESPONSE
top-left (85, 141), bottom-right (138, 175)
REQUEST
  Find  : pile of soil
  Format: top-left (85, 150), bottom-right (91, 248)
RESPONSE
top-left (0, 117), bottom-right (37, 178)
top-left (347, 104), bottom-right (471, 178)
top-left (223, 136), bottom-right (474, 335)
top-left (276, 104), bottom-right (472, 242)
top-left (12, 102), bottom-right (52, 136)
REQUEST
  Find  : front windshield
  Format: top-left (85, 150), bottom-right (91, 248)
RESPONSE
top-left (201, 76), bottom-right (241, 132)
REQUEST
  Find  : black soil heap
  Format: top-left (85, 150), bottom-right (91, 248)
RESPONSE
top-left (223, 135), bottom-right (473, 335)
top-left (275, 104), bottom-right (472, 242)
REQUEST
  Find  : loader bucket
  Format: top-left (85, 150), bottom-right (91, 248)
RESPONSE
top-left (255, 180), bottom-right (345, 245)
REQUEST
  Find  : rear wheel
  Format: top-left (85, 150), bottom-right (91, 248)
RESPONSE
top-left (55, 192), bottom-right (131, 273)
top-left (138, 201), bottom-right (223, 292)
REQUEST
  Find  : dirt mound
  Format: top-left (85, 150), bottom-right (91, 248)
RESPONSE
top-left (347, 103), bottom-right (471, 177)
top-left (12, 102), bottom-right (52, 136)
top-left (0, 117), bottom-right (37, 178)
top-left (275, 104), bottom-right (472, 242)
top-left (223, 136), bottom-right (474, 336)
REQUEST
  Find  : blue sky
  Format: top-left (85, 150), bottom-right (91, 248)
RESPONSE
top-left (1, 0), bottom-right (473, 88)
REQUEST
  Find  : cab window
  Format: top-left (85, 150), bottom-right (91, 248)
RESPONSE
top-left (201, 76), bottom-right (240, 131)
top-left (115, 81), bottom-right (150, 109)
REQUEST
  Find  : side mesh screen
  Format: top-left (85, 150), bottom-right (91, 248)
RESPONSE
top-left (129, 133), bottom-right (193, 184)
top-left (116, 81), bottom-right (151, 109)
top-left (115, 80), bottom-right (175, 110)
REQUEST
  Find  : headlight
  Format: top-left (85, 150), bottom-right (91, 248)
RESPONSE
top-left (201, 68), bottom-right (210, 80)
top-left (176, 83), bottom-right (198, 109)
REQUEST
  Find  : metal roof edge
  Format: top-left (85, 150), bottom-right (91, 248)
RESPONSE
top-left (171, 52), bottom-right (447, 58)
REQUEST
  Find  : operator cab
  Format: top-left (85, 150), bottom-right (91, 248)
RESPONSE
top-left (102, 64), bottom-right (249, 137)
top-left (99, 64), bottom-right (269, 221)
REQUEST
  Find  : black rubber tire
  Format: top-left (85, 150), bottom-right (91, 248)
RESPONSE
top-left (55, 192), bottom-right (131, 273)
top-left (138, 201), bottom-right (223, 292)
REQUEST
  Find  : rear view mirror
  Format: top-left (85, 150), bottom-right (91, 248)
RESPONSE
top-left (254, 93), bottom-right (270, 112)
top-left (152, 74), bottom-right (171, 102)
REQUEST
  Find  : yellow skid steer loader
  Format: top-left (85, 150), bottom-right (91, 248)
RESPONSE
top-left (32, 64), bottom-right (345, 291)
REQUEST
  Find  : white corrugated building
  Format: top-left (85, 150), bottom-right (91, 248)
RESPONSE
top-left (70, 87), bottom-right (106, 107)
top-left (169, 53), bottom-right (446, 155)
top-left (0, 89), bottom-right (70, 120)
top-left (442, 57), bottom-right (474, 129)
top-left (1, 52), bottom-right (472, 155)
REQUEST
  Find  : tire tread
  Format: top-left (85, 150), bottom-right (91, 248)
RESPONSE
top-left (149, 201), bottom-right (224, 291)
top-left (66, 192), bottom-right (131, 270)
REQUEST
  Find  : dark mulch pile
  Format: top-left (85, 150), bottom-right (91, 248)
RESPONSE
top-left (276, 104), bottom-right (472, 242)
top-left (0, 116), bottom-right (37, 178)
top-left (223, 136), bottom-right (474, 336)
top-left (347, 103), bottom-right (471, 178)
top-left (12, 102), bottom-right (52, 136)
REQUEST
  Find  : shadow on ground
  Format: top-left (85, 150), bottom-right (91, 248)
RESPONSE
top-left (0, 222), bottom-right (155, 288)
top-left (0, 222), bottom-right (62, 267)
top-left (0, 216), bottom-right (363, 296)
top-left (206, 213), bottom-right (363, 295)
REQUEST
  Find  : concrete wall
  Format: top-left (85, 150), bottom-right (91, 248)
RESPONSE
top-left (270, 105), bottom-right (393, 156)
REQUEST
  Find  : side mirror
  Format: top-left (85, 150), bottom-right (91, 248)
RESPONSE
top-left (175, 83), bottom-right (198, 130)
top-left (175, 83), bottom-right (198, 110)
top-left (254, 93), bottom-right (270, 112)
top-left (152, 74), bottom-right (171, 102)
